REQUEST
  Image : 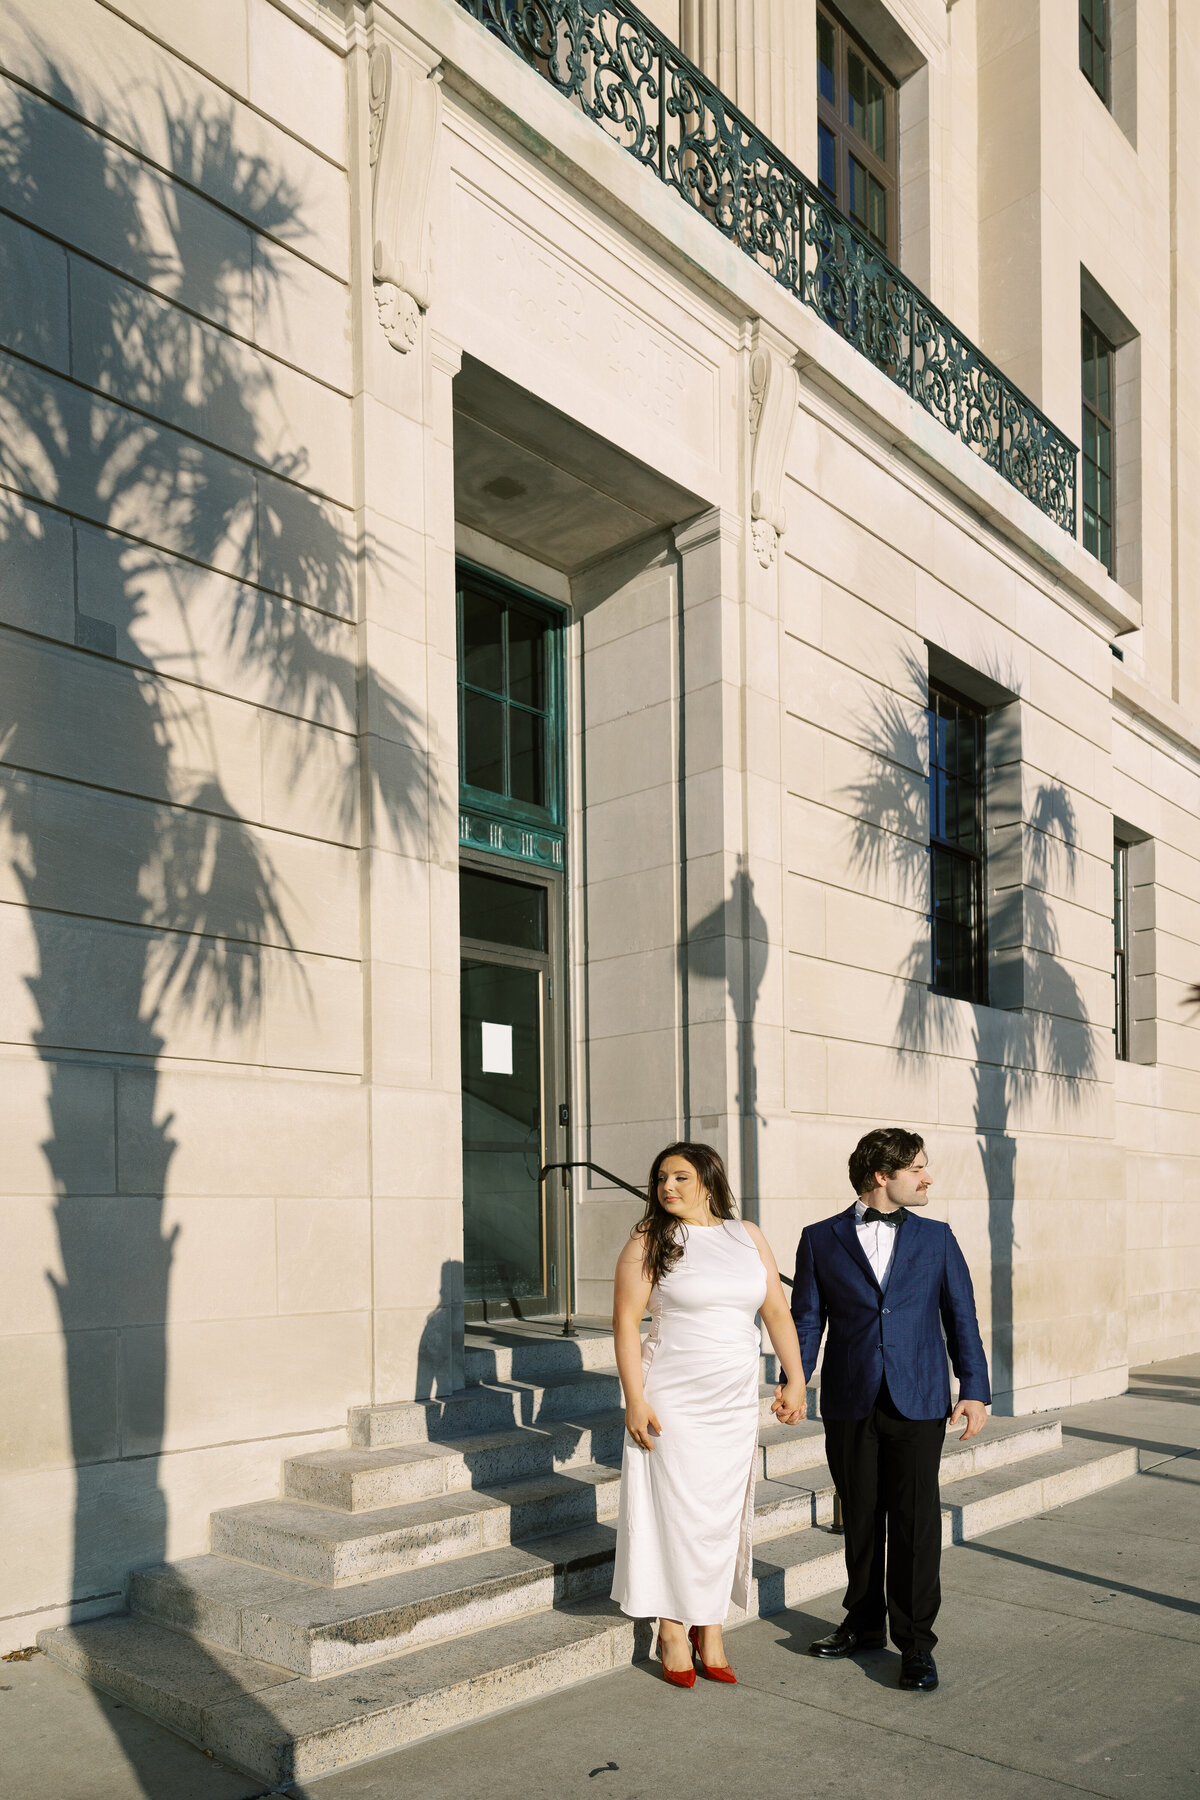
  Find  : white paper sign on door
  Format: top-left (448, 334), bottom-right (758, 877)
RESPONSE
top-left (481, 1021), bottom-right (513, 1075)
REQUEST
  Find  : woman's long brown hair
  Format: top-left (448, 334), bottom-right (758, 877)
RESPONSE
top-left (635, 1141), bottom-right (738, 1286)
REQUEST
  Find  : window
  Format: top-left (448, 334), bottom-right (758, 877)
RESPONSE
top-left (1113, 837), bottom-right (1129, 1061)
top-left (816, 4), bottom-right (898, 256)
top-left (457, 568), bottom-right (561, 826)
top-left (928, 684), bottom-right (987, 1003)
top-left (1082, 314), bottom-right (1115, 573)
top-left (1080, 0), bottom-right (1109, 105)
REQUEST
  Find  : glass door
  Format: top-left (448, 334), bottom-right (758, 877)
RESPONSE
top-left (459, 863), bottom-right (562, 1319)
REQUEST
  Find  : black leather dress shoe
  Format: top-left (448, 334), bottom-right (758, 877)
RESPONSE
top-left (808, 1624), bottom-right (888, 1657)
top-left (898, 1649), bottom-right (938, 1690)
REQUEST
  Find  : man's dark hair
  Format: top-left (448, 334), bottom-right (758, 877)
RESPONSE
top-left (848, 1127), bottom-right (926, 1196)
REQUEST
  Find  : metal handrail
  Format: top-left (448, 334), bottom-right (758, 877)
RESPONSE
top-left (454, 0), bottom-right (1078, 535)
top-left (539, 1158), bottom-right (646, 1201)
top-left (539, 1159), bottom-right (646, 1337)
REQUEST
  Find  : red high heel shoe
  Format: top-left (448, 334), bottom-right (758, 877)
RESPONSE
top-left (689, 1625), bottom-right (737, 1683)
top-left (656, 1633), bottom-right (696, 1688)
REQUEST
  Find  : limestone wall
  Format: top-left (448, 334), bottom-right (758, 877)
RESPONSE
top-left (0, 0), bottom-right (377, 1648)
top-left (1111, 704), bottom-right (1200, 1368)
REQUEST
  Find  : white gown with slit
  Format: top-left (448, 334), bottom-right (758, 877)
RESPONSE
top-left (610, 1219), bottom-right (767, 1625)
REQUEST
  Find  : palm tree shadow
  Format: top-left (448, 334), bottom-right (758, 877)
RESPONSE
top-left (839, 650), bottom-right (1099, 1411)
top-left (0, 38), bottom-right (423, 1793)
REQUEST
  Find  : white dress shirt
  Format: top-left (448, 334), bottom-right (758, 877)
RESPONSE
top-left (855, 1196), bottom-right (901, 1285)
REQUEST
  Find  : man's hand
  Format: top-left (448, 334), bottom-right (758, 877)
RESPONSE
top-left (950, 1398), bottom-right (987, 1441)
top-left (771, 1381), bottom-right (808, 1426)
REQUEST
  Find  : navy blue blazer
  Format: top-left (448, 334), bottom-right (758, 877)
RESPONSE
top-left (790, 1205), bottom-right (990, 1421)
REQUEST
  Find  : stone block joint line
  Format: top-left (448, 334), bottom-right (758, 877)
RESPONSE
top-left (453, 0), bottom-right (1078, 536)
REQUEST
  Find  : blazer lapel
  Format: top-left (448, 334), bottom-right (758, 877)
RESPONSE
top-left (831, 1205), bottom-right (881, 1293)
top-left (883, 1209), bottom-right (922, 1293)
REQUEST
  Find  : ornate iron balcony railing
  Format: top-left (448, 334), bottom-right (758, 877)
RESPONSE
top-left (454, 0), bottom-right (1078, 537)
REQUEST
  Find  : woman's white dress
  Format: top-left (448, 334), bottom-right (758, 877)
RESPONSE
top-left (610, 1219), bottom-right (767, 1624)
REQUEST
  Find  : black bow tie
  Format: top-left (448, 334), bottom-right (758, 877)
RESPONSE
top-left (861, 1207), bottom-right (906, 1226)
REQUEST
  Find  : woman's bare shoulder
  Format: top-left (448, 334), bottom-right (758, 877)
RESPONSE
top-left (741, 1220), bottom-right (778, 1262)
top-left (616, 1229), bottom-right (648, 1268)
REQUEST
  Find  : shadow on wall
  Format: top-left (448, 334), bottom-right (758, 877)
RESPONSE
top-left (841, 650), bottom-right (1099, 1411)
top-left (0, 40), bottom-right (426, 1791)
top-left (417, 1261), bottom-right (462, 1402)
top-left (683, 854), bottom-right (768, 1219)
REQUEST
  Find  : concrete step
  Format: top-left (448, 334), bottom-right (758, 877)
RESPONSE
top-left (353, 1375), bottom-right (812, 1449)
top-left (38, 1601), bottom-right (651, 1789)
top-left (213, 1455), bottom-right (824, 1594)
top-left (131, 1527), bottom-right (620, 1677)
top-left (212, 1464), bottom-right (623, 1586)
top-left (349, 1369), bottom-right (625, 1448)
top-left (283, 1413), bottom-right (628, 1513)
top-left (39, 1431), bottom-right (1135, 1786)
top-left (462, 1328), bottom-right (618, 1388)
top-left (462, 1327), bottom-right (788, 1392)
top-left (938, 1436), bottom-right (1138, 1541)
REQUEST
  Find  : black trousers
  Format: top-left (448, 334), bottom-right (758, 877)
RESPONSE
top-left (821, 1376), bottom-right (945, 1652)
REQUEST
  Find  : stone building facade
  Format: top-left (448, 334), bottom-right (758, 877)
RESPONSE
top-left (2, 0), bottom-right (1198, 1651)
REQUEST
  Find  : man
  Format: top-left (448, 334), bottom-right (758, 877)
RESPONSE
top-left (785, 1127), bottom-right (989, 1691)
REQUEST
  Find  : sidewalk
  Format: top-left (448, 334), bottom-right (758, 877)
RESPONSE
top-left (4, 1357), bottom-right (1198, 1800)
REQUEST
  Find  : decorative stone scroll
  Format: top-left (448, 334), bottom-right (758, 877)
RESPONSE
top-left (747, 326), bottom-right (799, 568)
top-left (368, 41), bottom-right (442, 353)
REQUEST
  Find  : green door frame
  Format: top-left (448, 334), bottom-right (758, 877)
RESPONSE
top-left (455, 563), bottom-right (570, 1320)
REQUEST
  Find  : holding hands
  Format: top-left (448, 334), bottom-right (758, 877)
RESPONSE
top-left (771, 1380), bottom-right (807, 1426)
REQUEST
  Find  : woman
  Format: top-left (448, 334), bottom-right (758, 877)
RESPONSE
top-left (609, 1142), bottom-right (808, 1685)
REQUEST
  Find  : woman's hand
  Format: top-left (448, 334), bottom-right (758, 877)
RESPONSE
top-left (625, 1400), bottom-right (663, 1451)
top-left (771, 1380), bottom-right (807, 1426)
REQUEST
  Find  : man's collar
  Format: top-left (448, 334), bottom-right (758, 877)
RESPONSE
top-left (855, 1197), bottom-right (903, 1222)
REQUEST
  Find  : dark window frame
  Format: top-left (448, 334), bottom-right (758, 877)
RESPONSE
top-left (456, 563), bottom-right (565, 832)
top-left (1113, 836), bottom-right (1130, 1061)
top-left (1080, 0), bottom-right (1110, 107)
top-left (927, 682), bottom-right (988, 1005)
top-left (816, 2), bottom-right (899, 259)
top-left (1081, 312), bottom-right (1116, 574)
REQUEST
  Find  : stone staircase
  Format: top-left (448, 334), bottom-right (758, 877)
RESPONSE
top-left (38, 1324), bottom-right (1137, 1789)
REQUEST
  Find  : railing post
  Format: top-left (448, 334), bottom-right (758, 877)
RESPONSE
top-left (561, 1163), bottom-right (577, 1337)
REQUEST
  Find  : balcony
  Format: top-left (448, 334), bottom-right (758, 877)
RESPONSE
top-left (455, 0), bottom-right (1077, 538)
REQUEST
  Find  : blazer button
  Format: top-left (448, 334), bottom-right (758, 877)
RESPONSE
top-left (881, 1308), bottom-right (891, 1315)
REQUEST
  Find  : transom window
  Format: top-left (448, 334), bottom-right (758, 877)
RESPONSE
top-left (1081, 314), bottom-right (1115, 574)
top-left (816, 3), bottom-right (898, 256)
top-left (928, 685), bottom-right (987, 1003)
top-left (457, 569), bottom-right (561, 826)
top-left (1080, 0), bottom-right (1109, 105)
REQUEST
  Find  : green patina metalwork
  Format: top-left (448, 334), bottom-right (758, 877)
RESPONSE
top-left (454, 0), bottom-right (1078, 537)
top-left (459, 806), bottom-right (565, 870)
top-left (457, 562), bottom-right (566, 869)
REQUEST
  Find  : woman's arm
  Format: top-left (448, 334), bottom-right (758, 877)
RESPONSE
top-left (612, 1234), bottom-right (660, 1451)
top-left (743, 1222), bottom-right (807, 1425)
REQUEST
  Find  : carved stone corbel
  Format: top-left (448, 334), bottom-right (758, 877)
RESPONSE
top-left (747, 327), bottom-right (799, 568)
top-left (368, 40), bottom-right (442, 353)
